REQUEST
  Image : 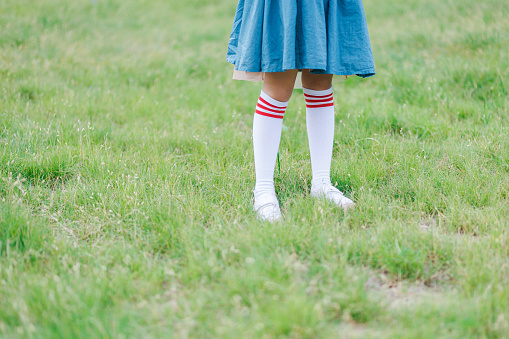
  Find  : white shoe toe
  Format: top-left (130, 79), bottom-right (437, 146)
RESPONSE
top-left (253, 194), bottom-right (282, 222)
top-left (311, 184), bottom-right (355, 211)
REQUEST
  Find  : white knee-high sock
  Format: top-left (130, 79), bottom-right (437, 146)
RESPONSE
top-left (253, 90), bottom-right (289, 199)
top-left (303, 87), bottom-right (335, 189)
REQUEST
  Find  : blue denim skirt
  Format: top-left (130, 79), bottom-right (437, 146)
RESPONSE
top-left (226, 0), bottom-right (375, 78)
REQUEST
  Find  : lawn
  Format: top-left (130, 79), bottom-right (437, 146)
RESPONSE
top-left (1, 0), bottom-right (508, 337)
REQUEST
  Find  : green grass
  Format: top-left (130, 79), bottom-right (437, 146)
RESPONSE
top-left (1, 0), bottom-right (508, 337)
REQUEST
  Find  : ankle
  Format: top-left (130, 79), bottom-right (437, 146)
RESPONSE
top-left (254, 187), bottom-right (276, 200)
top-left (311, 178), bottom-right (331, 190)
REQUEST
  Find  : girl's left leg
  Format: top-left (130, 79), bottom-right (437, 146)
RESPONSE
top-left (301, 70), bottom-right (354, 210)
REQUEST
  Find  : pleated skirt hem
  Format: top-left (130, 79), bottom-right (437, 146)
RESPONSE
top-left (226, 0), bottom-right (376, 81)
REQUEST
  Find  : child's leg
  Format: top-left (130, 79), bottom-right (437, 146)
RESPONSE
top-left (301, 70), bottom-right (354, 209)
top-left (262, 70), bottom-right (298, 102)
top-left (301, 71), bottom-right (334, 188)
top-left (252, 70), bottom-right (298, 221)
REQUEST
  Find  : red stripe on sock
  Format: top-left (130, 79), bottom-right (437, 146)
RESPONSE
top-left (303, 92), bottom-right (333, 99)
top-left (255, 110), bottom-right (285, 119)
top-left (306, 102), bottom-right (335, 108)
top-left (257, 102), bottom-right (286, 114)
top-left (305, 98), bottom-right (334, 103)
top-left (258, 97), bottom-right (287, 110)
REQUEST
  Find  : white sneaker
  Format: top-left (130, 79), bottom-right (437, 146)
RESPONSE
top-left (310, 184), bottom-right (355, 211)
top-left (253, 193), bottom-right (282, 222)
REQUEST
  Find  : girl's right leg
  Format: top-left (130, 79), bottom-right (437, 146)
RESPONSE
top-left (252, 70), bottom-right (298, 221)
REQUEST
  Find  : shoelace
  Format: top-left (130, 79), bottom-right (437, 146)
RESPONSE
top-left (257, 201), bottom-right (279, 212)
top-left (328, 186), bottom-right (345, 196)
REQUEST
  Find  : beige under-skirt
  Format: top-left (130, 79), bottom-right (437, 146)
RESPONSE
top-left (232, 69), bottom-right (350, 89)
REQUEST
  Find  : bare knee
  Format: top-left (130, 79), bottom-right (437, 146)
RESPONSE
top-left (262, 70), bottom-right (298, 102)
top-left (301, 70), bottom-right (333, 91)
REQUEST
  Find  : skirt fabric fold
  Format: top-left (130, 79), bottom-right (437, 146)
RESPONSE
top-left (226, 0), bottom-right (375, 79)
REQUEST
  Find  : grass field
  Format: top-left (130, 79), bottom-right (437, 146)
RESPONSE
top-left (1, 0), bottom-right (509, 337)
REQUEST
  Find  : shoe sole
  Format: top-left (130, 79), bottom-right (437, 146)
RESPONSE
top-left (310, 194), bottom-right (356, 212)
